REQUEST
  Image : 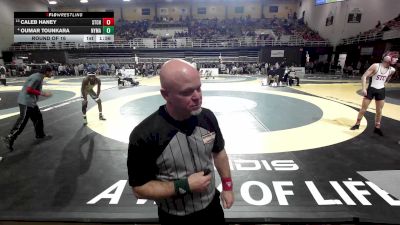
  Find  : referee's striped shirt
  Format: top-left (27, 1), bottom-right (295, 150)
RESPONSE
top-left (128, 106), bottom-right (225, 216)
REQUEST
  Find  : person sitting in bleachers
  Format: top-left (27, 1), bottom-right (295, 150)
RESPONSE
top-left (344, 65), bottom-right (353, 77)
top-left (268, 66), bottom-right (279, 86)
top-left (287, 66), bottom-right (300, 86)
top-left (0, 64), bottom-right (7, 86)
top-left (268, 62), bottom-right (287, 86)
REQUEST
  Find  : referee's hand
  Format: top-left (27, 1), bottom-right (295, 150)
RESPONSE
top-left (188, 171), bottom-right (211, 193)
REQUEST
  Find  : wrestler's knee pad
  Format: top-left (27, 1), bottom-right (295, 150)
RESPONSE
top-left (82, 99), bottom-right (88, 106)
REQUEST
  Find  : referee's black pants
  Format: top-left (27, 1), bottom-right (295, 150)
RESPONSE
top-left (158, 190), bottom-right (225, 225)
top-left (8, 104), bottom-right (45, 142)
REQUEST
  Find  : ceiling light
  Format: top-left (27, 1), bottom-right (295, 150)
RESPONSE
top-left (80, 0), bottom-right (88, 3)
top-left (123, 0), bottom-right (131, 2)
top-left (48, 0), bottom-right (57, 4)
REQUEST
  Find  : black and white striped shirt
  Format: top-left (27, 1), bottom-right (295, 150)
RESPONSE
top-left (128, 105), bottom-right (224, 216)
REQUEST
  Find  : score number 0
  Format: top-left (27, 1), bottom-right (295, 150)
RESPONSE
top-left (102, 18), bottom-right (114, 26)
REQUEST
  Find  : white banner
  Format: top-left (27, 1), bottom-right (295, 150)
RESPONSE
top-left (338, 54), bottom-right (347, 70)
top-left (117, 68), bottom-right (135, 77)
top-left (292, 67), bottom-right (305, 78)
top-left (271, 50), bottom-right (284, 58)
top-left (199, 68), bottom-right (219, 77)
top-left (360, 47), bottom-right (373, 56)
top-left (142, 38), bottom-right (155, 48)
top-left (160, 8), bottom-right (169, 15)
top-left (175, 38), bottom-right (187, 48)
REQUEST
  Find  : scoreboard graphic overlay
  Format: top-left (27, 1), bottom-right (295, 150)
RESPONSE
top-left (14, 12), bottom-right (114, 43)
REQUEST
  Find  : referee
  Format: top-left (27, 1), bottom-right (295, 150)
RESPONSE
top-left (127, 59), bottom-right (234, 224)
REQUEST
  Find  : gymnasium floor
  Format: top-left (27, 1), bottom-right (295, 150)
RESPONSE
top-left (0, 74), bottom-right (400, 224)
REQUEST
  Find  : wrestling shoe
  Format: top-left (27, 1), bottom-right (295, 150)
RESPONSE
top-left (350, 124), bottom-right (360, 130)
top-left (36, 134), bottom-right (53, 141)
top-left (373, 128), bottom-right (383, 136)
top-left (1, 136), bottom-right (14, 152)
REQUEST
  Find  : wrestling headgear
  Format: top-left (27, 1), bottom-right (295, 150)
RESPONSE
top-left (382, 51), bottom-right (399, 65)
top-left (86, 66), bottom-right (97, 76)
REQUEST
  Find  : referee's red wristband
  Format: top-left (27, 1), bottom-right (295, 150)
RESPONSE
top-left (222, 177), bottom-right (233, 191)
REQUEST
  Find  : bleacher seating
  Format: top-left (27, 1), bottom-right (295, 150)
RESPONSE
top-left (10, 17), bottom-right (329, 51)
top-left (340, 14), bottom-right (400, 44)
